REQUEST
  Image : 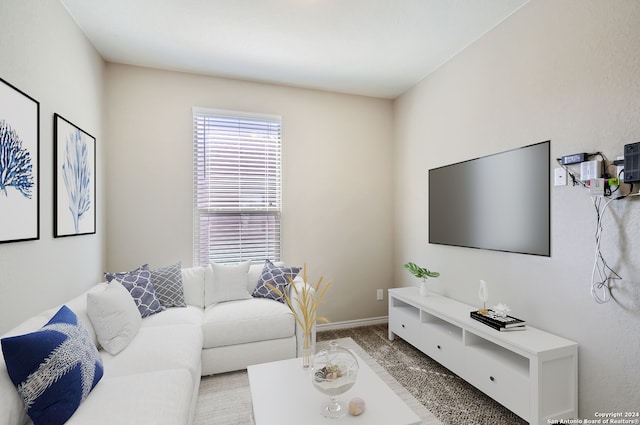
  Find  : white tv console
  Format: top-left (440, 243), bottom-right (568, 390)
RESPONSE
top-left (388, 287), bottom-right (578, 425)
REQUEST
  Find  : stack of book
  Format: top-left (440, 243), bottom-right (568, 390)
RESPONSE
top-left (470, 310), bottom-right (526, 331)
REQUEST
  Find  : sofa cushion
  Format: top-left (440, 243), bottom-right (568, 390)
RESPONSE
top-left (1, 306), bottom-right (103, 425)
top-left (182, 266), bottom-right (205, 308)
top-left (0, 352), bottom-right (29, 425)
top-left (87, 281), bottom-right (142, 355)
top-left (66, 369), bottom-right (194, 425)
top-left (252, 260), bottom-right (301, 303)
top-left (100, 324), bottom-right (203, 383)
top-left (205, 261), bottom-right (252, 306)
top-left (64, 285), bottom-right (106, 347)
top-left (202, 298), bottom-right (295, 348)
top-left (139, 305), bottom-right (203, 328)
top-left (105, 265), bottom-right (165, 318)
top-left (150, 262), bottom-right (186, 308)
top-left (247, 263), bottom-right (265, 293)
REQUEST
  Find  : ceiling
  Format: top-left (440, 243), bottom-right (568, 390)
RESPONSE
top-left (60, 0), bottom-right (528, 99)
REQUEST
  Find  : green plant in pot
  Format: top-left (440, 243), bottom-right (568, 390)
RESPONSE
top-left (403, 262), bottom-right (439, 297)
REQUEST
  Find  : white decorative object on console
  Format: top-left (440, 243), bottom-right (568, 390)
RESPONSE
top-left (388, 287), bottom-right (578, 425)
top-left (478, 279), bottom-right (488, 314)
top-left (492, 302), bottom-right (511, 318)
top-left (419, 281), bottom-right (428, 297)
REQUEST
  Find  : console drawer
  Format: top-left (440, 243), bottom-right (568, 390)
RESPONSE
top-left (419, 326), bottom-right (465, 372)
top-left (389, 306), bottom-right (421, 344)
top-left (465, 351), bottom-right (530, 420)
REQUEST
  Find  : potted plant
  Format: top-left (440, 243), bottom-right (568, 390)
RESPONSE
top-left (403, 262), bottom-right (440, 296)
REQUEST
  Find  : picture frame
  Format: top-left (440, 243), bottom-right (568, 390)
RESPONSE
top-left (54, 113), bottom-right (96, 237)
top-left (0, 77), bottom-right (40, 243)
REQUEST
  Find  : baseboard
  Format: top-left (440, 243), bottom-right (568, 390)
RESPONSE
top-left (317, 316), bottom-right (388, 331)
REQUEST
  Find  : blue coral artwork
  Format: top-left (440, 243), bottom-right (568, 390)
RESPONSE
top-left (54, 114), bottom-right (96, 237)
top-left (0, 77), bottom-right (40, 243)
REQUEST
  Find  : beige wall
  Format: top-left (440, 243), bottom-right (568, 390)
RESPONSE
top-left (0, 0), bottom-right (106, 334)
top-left (105, 64), bottom-right (394, 323)
top-left (4, 0), bottom-right (639, 416)
top-left (394, 0), bottom-right (640, 416)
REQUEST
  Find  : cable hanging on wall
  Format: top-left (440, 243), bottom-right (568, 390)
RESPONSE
top-left (556, 147), bottom-right (639, 304)
top-left (590, 196), bottom-right (621, 303)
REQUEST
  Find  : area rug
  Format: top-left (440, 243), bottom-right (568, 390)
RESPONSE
top-left (195, 369), bottom-right (253, 425)
top-left (195, 324), bottom-right (527, 425)
top-left (194, 335), bottom-right (442, 425)
top-left (318, 324), bottom-right (527, 425)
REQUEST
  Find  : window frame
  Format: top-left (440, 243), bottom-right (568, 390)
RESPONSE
top-left (192, 107), bottom-right (282, 265)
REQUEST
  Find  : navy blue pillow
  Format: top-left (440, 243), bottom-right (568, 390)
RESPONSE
top-left (105, 264), bottom-right (165, 317)
top-left (1, 305), bottom-right (104, 425)
top-left (252, 260), bottom-right (301, 303)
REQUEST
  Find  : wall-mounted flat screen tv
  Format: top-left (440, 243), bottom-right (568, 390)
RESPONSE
top-left (428, 140), bottom-right (550, 257)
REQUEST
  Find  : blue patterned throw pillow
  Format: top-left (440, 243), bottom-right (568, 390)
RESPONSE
top-left (252, 260), bottom-right (301, 303)
top-left (105, 264), bottom-right (165, 318)
top-left (1, 305), bottom-right (104, 425)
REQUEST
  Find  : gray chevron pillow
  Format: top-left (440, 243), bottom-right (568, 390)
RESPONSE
top-left (150, 262), bottom-right (186, 308)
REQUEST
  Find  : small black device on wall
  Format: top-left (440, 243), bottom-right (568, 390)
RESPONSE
top-left (623, 142), bottom-right (640, 183)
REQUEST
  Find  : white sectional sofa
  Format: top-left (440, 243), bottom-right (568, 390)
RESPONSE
top-left (0, 261), bottom-right (309, 425)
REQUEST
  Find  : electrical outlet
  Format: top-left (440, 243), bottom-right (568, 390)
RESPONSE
top-left (588, 178), bottom-right (605, 196)
top-left (616, 155), bottom-right (624, 181)
top-left (554, 167), bottom-right (567, 186)
top-left (376, 289), bottom-right (383, 301)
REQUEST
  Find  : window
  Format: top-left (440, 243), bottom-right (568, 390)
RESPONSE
top-left (193, 108), bottom-right (282, 265)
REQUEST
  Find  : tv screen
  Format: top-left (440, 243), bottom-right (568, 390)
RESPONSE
top-left (428, 140), bottom-right (550, 256)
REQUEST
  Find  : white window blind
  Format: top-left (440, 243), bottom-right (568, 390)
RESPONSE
top-left (193, 108), bottom-right (282, 265)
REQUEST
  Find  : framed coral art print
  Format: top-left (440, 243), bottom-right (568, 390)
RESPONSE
top-left (0, 77), bottom-right (40, 243)
top-left (54, 113), bottom-right (96, 237)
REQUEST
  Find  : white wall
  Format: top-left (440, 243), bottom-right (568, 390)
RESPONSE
top-left (105, 64), bottom-right (394, 323)
top-left (394, 0), bottom-right (640, 417)
top-left (0, 0), bottom-right (106, 334)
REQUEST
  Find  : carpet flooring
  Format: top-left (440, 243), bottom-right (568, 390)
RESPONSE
top-left (195, 324), bottom-right (527, 425)
top-left (195, 336), bottom-right (440, 425)
top-left (317, 324), bottom-right (527, 425)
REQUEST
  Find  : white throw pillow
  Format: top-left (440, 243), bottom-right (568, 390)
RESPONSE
top-left (87, 280), bottom-right (142, 355)
top-left (182, 266), bottom-right (205, 308)
top-left (205, 261), bottom-right (252, 306)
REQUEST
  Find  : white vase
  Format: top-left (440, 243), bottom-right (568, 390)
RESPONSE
top-left (419, 281), bottom-right (428, 297)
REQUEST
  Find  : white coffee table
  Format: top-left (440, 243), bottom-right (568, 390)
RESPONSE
top-left (248, 351), bottom-right (421, 425)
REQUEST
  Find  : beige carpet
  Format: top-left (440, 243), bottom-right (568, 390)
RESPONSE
top-left (195, 369), bottom-right (253, 425)
top-left (195, 336), bottom-right (442, 425)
